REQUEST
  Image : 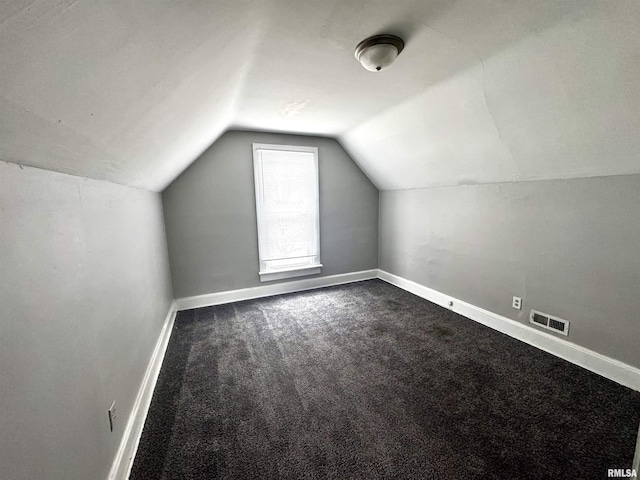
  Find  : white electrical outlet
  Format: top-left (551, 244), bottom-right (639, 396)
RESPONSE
top-left (512, 296), bottom-right (522, 310)
top-left (108, 401), bottom-right (116, 432)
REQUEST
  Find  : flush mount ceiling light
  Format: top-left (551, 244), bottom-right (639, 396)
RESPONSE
top-left (354, 34), bottom-right (405, 72)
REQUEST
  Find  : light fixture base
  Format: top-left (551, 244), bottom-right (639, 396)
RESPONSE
top-left (355, 34), bottom-right (405, 59)
top-left (355, 34), bottom-right (405, 71)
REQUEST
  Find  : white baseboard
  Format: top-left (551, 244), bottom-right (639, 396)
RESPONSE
top-left (378, 270), bottom-right (640, 392)
top-left (175, 269), bottom-right (378, 311)
top-left (108, 301), bottom-right (178, 480)
top-left (634, 423), bottom-right (640, 473)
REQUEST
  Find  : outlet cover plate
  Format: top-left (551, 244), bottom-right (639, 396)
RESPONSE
top-left (108, 401), bottom-right (116, 432)
top-left (512, 296), bottom-right (522, 310)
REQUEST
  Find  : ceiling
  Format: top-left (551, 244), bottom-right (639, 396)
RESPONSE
top-left (2, 0), bottom-right (639, 191)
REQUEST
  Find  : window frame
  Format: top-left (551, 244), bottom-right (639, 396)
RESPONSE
top-left (252, 143), bottom-right (322, 282)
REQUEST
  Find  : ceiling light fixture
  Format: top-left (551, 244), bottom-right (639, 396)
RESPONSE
top-left (354, 34), bottom-right (404, 72)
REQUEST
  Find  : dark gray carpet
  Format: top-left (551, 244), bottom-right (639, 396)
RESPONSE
top-left (131, 279), bottom-right (640, 479)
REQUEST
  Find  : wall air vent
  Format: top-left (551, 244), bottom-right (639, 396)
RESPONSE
top-left (529, 310), bottom-right (569, 336)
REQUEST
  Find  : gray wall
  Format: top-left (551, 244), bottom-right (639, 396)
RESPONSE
top-left (163, 130), bottom-right (378, 298)
top-left (380, 174), bottom-right (640, 369)
top-left (0, 162), bottom-right (173, 480)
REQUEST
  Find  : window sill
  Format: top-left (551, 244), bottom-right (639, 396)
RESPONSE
top-left (258, 264), bottom-right (323, 282)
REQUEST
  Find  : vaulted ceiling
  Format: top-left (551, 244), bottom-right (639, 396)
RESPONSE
top-left (2, 0), bottom-right (639, 191)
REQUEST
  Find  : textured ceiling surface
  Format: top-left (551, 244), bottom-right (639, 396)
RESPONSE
top-left (1, 0), bottom-right (639, 191)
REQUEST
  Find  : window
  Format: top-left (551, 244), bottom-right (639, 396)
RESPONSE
top-left (253, 143), bottom-right (321, 282)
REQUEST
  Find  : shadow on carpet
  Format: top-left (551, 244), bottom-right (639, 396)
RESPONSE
top-left (131, 279), bottom-right (640, 479)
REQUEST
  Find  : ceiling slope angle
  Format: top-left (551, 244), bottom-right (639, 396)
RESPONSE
top-left (1, 0), bottom-right (640, 191)
top-left (0, 0), bottom-right (266, 191)
top-left (340, 1), bottom-right (640, 190)
top-left (228, 0), bottom-right (583, 139)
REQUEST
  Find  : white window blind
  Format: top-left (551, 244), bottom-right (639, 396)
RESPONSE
top-left (253, 143), bottom-right (321, 282)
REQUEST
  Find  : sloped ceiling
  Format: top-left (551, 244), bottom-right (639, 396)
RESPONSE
top-left (2, 0), bottom-right (639, 191)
